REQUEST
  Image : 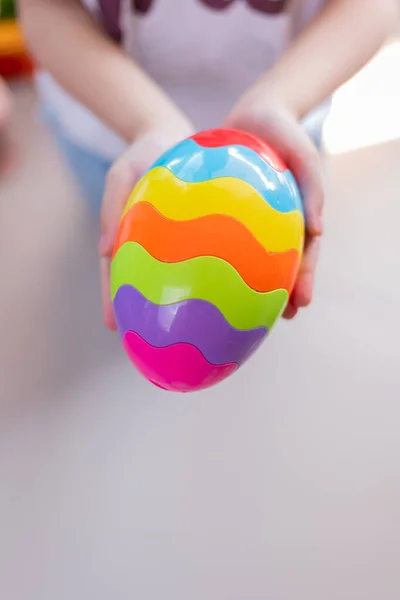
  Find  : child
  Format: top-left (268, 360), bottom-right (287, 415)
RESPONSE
top-left (19, 0), bottom-right (396, 329)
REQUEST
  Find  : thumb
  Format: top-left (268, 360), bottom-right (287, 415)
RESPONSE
top-left (99, 156), bottom-right (141, 259)
top-left (99, 154), bottom-right (142, 331)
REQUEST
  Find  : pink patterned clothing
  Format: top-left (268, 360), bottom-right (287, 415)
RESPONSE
top-left (36, 0), bottom-right (329, 159)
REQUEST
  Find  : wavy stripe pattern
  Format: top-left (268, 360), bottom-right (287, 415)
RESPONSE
top-left (113, 202), bottom-right (300, 293)
top-left (192, 129), bottom-right (287, 172)
top-left (111, 242), bottom-right (288, 331)
top-left (123, 331), bottom-right (238, 392)
top-left (114, 284), bottom-right (267, 365)
top-left (112, 129), bottom-right (304, 391)
top-left (150, 138), bottom-right (302, 214)
top-left (122, 167), bottom-right (304, 254)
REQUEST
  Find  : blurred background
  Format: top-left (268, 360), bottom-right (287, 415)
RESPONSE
top-left (0, 3), bottom-right (400, 600)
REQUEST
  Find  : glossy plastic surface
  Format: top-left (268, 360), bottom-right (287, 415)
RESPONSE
top-left (114, 202), bottom-right (300, 293)
top-left (123, 332), bottom-right (238, 393)
top-left (192, 129), bottom-right (287, 171)
top-left (122, 168), bottom-right (304, 253)
top-left (111, 242), bottom-right (288, 331)
top-left (149, 139), bottom-right (301, 214)
top-left (114, 285), bottom-right (267, 366)
top-left (111, 128), bottom-right (305, 392)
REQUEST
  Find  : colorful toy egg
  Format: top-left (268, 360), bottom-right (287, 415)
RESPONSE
top-left (111, 128), bottom-right (305, 392)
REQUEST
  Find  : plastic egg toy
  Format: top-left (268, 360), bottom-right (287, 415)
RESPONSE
top-left (110, 128), bottom-right (305, 392)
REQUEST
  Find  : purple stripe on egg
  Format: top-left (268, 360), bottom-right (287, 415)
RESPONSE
top-left (113, 284), bottom-right (268, 366)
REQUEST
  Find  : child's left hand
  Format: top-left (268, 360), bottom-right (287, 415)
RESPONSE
top-left (223, 90), bottom-right (324, 319)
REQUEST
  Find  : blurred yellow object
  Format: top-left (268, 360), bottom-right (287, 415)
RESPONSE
top-left (0, 20), bottom-right (25, 57)
top-left (0, 19), bottom-right (33, 77)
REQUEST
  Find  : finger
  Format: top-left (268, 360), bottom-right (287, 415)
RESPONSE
top-left (100, 256), bottom-right (117, 330)
top-left (261, 121), bottom-right (324, 238)
top-left (99, 157), bottom-right (141, 329)
top-left (290, 236), bottom-right (320, 309)
top-left (99, 160), bottom-right (137, 330)
top-left (282, 300), bottom-right (298, 320)
top-left (225, 111), bottom-right (324, 237)
top-left (99, 157), bottom-right (139, 258)
top-left (284, 131), bottom-right (324, 239)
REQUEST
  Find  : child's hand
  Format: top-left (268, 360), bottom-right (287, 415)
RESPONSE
top-left (99, 119), bottom-right (194, 330)
top-left (223, 93), bottom-right (324, 319)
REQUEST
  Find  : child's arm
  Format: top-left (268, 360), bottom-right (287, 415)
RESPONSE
top-left (20, 0), bottom-right (194, 330)
top-left (254, 0), bottom-right (398, 120)
top-left (225, 0), bottom-right (397, 318)
top-left (19, 0), bottom-right (191, 142)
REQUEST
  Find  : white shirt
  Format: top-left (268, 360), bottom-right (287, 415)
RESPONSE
top-left (36, 0), bottom-right (329, 160)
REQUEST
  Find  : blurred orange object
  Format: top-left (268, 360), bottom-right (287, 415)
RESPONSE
top-left (0, 20), bottom-right (34, 78)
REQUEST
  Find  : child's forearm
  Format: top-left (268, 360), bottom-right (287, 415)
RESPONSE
top-left (20, 0), bottom-right (189, 142)
top-left (257, 0), bottom-right (398, 118)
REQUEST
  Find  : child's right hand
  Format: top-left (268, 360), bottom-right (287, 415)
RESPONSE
top-left (99, 119), bottom-right (194, 330)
